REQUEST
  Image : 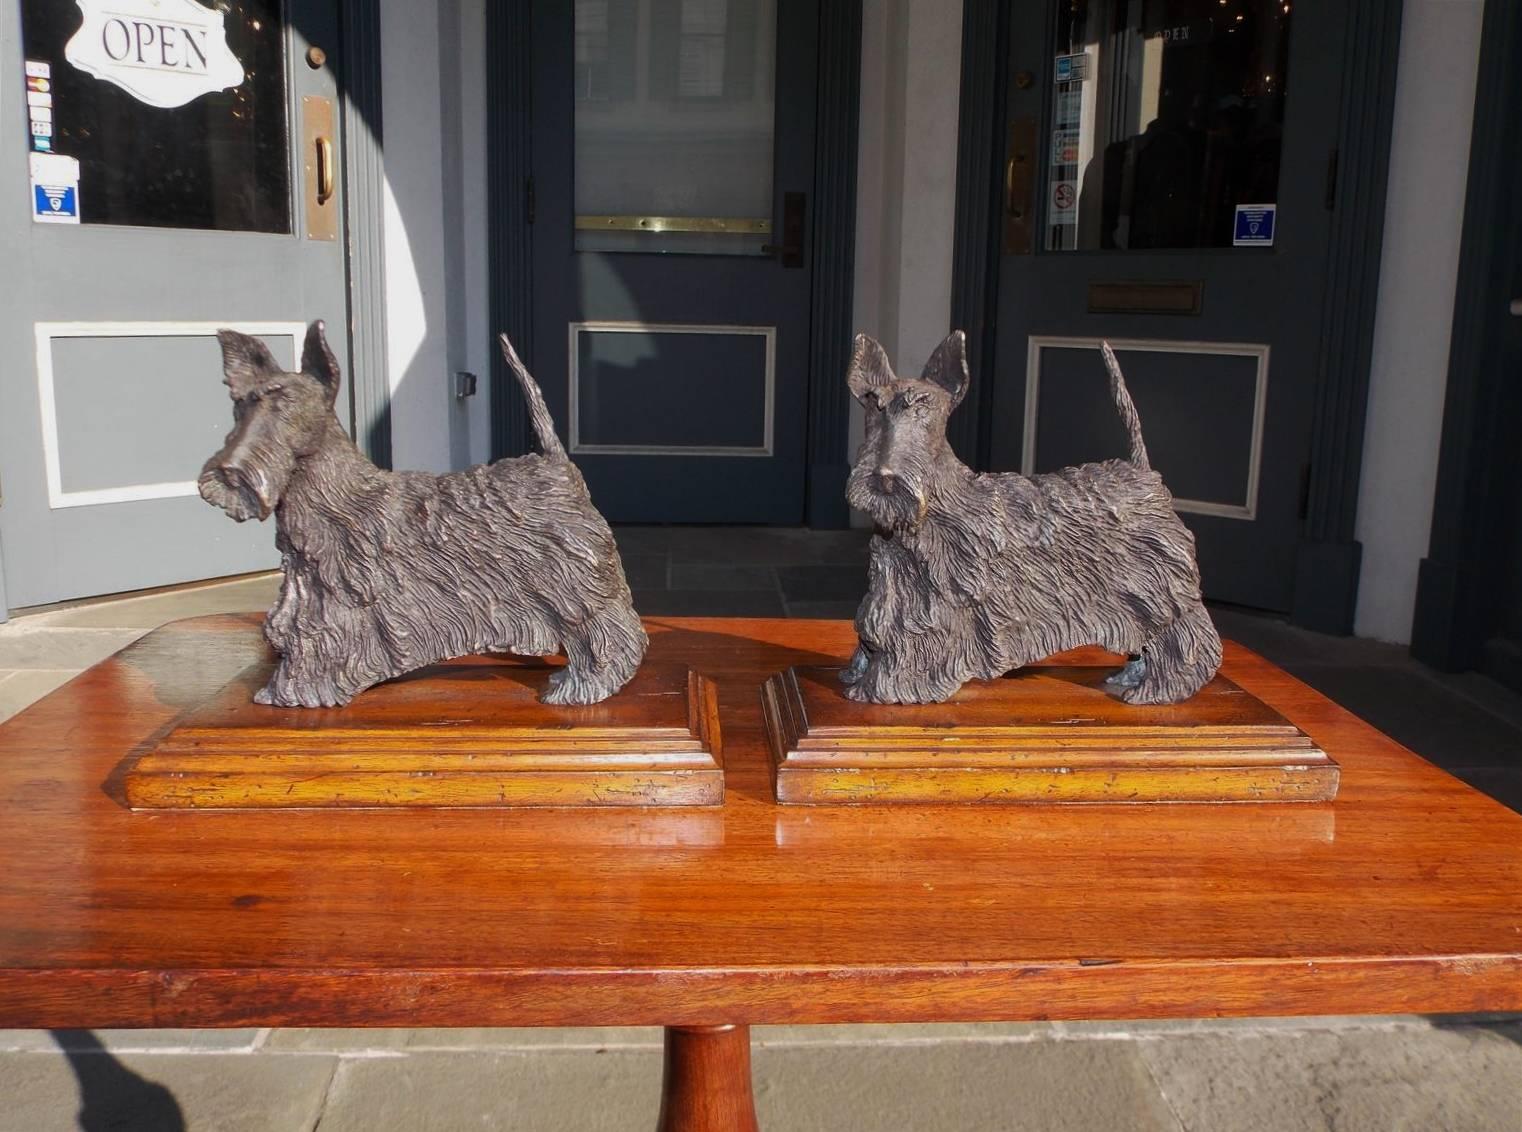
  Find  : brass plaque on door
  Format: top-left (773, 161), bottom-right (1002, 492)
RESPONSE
top-left (302, 95), bottom-right (337, 242)
top-left (1088, 281), bottom-right (1204, 316)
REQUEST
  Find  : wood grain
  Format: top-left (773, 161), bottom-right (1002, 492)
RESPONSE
top-left (764, 664), bottom-right (1338, 803)
top-left (656, 1026), bottom-right (759, 1132)
top-left (125, 656), bottom-right (722, 809)
top-left (1, 614), bottom-right (1520, 1030)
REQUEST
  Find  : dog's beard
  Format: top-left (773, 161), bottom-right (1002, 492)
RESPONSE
top-left (846, 467), bottom-right (926, 531)
top-left (198, 441), bottom-right (293, 523)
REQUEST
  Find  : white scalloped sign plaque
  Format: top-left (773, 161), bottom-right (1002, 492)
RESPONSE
top-left (65, 0), bottom-right (246, 109)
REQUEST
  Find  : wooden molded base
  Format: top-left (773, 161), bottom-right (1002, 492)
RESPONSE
top-left (125, 654), bottom-right (722, 809)
top-left (762, 662), bottom-right (1338, 805)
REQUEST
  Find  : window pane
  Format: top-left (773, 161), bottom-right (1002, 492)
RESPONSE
top-left (19, 0), bottom-right (290, 233)
top-left (574, 0), bottom-right (776, 255)
top-left (1046, 0), bottom-right (1292, 251)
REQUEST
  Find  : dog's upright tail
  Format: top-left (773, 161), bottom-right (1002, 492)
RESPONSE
top-left (498, 333), bottom-right (567, 459)
top-left (1100, 341), bottom-right (1150, 471)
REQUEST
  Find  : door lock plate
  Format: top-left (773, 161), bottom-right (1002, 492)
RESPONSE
top-left (1003, 115), bottom-right (1037, 256)
top-left (302, 95), bottom-right (337, 242)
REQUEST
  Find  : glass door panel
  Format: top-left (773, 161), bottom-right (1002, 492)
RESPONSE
top-left (1047, 0), bottom-right (1293, 251)
top-left (573, 0), bottom-right (777, 255)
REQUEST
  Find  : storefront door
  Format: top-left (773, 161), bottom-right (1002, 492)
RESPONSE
top-left (0, 0), bottom-right (351, 608)
top-left (987, 0), bottom-right (1346, 611)
top-left (524, 0), bottom-right (819, 523)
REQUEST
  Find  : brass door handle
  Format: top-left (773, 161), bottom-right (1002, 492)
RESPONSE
top-left (316, 136), bottom-right (335, 205)
top-left (1004, 115), bottom-right (1037, 254)
top-left (1006, 148), bottom-right (1030, 217)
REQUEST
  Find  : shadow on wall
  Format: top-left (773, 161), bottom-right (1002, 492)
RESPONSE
top-left (49, 1030), bottom-right (186, 1132)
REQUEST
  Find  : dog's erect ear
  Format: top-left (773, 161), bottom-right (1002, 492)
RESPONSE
top-left (300, 319), bottom-right (342, 401)
top-left (216, 329), bottom-right (279, 400)
top-left (922, 330), bottom-right (969, 407)
top-left (847, 334), bottom-right (896, 404)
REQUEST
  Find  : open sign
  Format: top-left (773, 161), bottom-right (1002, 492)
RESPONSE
top-left (65, 0), bottom-right (245, 109)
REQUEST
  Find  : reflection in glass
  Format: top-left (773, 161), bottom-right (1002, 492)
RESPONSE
top-left (1047, 0), bottom-right (1292, 251)
top-left (18, 0), bottom-right (290, 233)
top-left (574, 0), bottom-right (776, 255)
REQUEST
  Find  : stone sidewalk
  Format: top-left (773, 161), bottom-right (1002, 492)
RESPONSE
top-left (3, 542), bottom-right (1522, 1131)
top-left (3, 1019), bottom-right (1521, 1132)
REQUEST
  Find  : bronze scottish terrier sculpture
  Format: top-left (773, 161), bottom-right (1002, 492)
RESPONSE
top-left (199, 321), bottom-right (646, 707)
top-left (841, 331), bottom-right (1221, 706)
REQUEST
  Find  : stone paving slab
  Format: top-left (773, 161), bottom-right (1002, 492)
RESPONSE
top-left (264, 1023), bottom-right (1077, 1053)
top-left (629, 588), bottom-right (786, 617)
top-left (668, 562), bottom-right (780, 592)
top-left (0, 1029), bottom-right (263, 1053)
top-left (754, 1040), bottom-right (1180, 1132)
top-left (0, 669), bottom-right (79, 722)
top-left (21, 574), bottom-right (280, 629)
top-left (3, 1049), bottom-right (336, 1132)
top-left (781, 599), bottom-right (863, 620)
top-left (264, 1027), bottom-right (664, 1052)
top-left (1138, 1022), bottom-right (1522, 1132)
top-left (311, 1039), bottom-right (1179, 1132)
top-left (0, 626), bottom-right (146, 670)
top-left (315, 1049), bottom-right (664, 1132)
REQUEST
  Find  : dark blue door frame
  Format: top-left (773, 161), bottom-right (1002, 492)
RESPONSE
top-left (485, 0), bottom-right (861, 528)
top-left (949, 0), bottom-right (1405, 632)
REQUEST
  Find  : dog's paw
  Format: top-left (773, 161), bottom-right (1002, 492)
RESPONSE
top-left (841, 681), bottom-right (873, 702)
top-left (1104, 657), bottom-right (1148, 690)
top-left (542, 669), bottom-right (608, 706)
top-left (839, 646), bottom-right (872, 685)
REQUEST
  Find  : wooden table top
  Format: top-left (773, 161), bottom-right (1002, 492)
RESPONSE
top-left (2, 615), bottom-right (1519, 1028)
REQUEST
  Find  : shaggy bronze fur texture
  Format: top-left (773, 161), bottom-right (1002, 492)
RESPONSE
top-left (200, 322), bottom-right (646, 707)
top-left (841, 332), bottom-right (1221, 705)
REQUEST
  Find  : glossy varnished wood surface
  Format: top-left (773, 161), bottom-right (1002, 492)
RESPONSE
top-left (763, 664), bottom-right (1338, 803)
top-left (656, 1026), bottom-right (759, 1132)
top-left (1, 614), bottom-right (1520, 1028)
top-left (127, 656), bottom-right (722, 809)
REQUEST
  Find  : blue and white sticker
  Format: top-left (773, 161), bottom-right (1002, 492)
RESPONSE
top-left (1054, 53), bottom-right (1090, 83)
top-left (1233, 203), bottom-right (1276, 246)
top-left (29, 153), bottom-right (81, 224)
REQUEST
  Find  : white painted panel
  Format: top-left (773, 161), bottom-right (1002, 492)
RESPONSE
top-left (35, 320), bottom-right (304, 509)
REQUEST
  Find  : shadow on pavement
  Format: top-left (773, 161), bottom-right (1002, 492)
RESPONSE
top-left (49, 1030), bottom-right (185, 1132)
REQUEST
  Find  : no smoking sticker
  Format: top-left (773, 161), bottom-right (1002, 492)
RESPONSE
top-left (1051, 179), bottom-right (1077, 226)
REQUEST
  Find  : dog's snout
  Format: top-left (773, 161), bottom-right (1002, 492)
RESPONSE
top-left (215, 461), bottom-right (254, 499)
top-left (200, 458), bottom-right (274, 522)
top-left (876, 467), bottom-right (897, 492)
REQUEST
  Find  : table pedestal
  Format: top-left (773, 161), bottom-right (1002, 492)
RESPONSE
top-left (656, 1025), bottom-right (759, 1132)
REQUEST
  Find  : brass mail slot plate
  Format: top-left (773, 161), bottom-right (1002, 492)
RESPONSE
top-left (1088, 281), bottom-right (1203, 316)
top-left (575, 215), bottom-right (771, 235)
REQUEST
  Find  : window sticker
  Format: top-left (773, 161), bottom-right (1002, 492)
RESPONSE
top-left (1051, 179), bottom-right (1078, 227)
top-left (64, 0), bottom-right (246, 109)
top-left (25, 62), bottom-right (55, 150)
top-left (30, 153), bottom-right (81, 224)
top-left (1054, 53), bottom-right (1090, 83)
top-left (1233, 204), bottom-right (1276, 247)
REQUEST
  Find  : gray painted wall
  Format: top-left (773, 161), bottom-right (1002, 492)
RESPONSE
top-left (1354, 0), bottom-right (1485, 642)
top-left (378, 0), bottom-right (494, 474)
top-left (849, 0), bottom-right (965, 526)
